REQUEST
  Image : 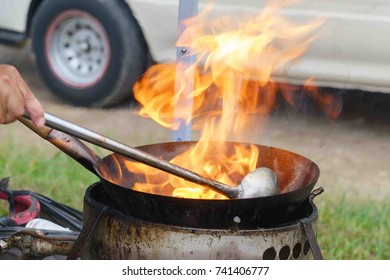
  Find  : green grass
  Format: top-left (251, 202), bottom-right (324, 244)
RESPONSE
top-left (1, 137), bottom-right (389, 260)
top-left (0, 137), bottom-right (97, 210)
top-left (317, 197), bottom-right (390, 259)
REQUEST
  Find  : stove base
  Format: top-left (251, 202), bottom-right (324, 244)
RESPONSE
top-left (77, 183), bottom-right (322, 260)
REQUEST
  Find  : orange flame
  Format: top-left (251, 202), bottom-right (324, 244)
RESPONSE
top-left (132, 1), bottom-right (325, 199)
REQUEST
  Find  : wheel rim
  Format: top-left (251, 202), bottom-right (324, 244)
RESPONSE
top-left (45, 10), bottom-right (111, 88)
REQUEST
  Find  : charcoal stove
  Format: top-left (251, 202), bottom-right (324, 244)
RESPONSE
top-left (0, 142), bottom-right (324, 260)
top-left (67, 183), bottom-right (323, 260)
top-left (61, 141), bottom-right (324, 260)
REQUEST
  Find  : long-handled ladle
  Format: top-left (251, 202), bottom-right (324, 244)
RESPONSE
top-left (21, 112), bottom-right (278, 199)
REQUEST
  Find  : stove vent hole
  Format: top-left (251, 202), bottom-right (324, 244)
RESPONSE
top-left (303, 240), bottom-right (310, 255)
top-left (279, 245), bottom-right (291, 260)
top-left (293, 243), bottom-right (302, 259)
top-left (263, 247), bottom-right (277, 260)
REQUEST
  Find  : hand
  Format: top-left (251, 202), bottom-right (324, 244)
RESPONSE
top-left (0, 64), bottom-right (45, 127)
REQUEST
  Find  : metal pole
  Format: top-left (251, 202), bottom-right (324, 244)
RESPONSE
top-left (172, 0), bottom-right (198, 141)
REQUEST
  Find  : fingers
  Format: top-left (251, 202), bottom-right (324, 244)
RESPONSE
top-left (2, 86), bottom-right (25, 124)
top-left (16, 72), bottom-right (45, 127)
top-left (25, 95), bottom-right (46, 127)
top-left (0, 65), bottom-right (45, 127)
top-left (0, 66), bottom-right (25, 124)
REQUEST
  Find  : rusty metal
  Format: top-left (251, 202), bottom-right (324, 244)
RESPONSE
top-left (0, 230), bottom-right (77, 259)
top-left (0, 239), bottom-right (10, 253)
top-left (67, 204), bottom-right (107, 260)
top-left (78, 183), bottom-right (322, 260)
top-left (299, 187), bottom-right (324, 260)
top-left (19, 115), bottom-right (100, 174)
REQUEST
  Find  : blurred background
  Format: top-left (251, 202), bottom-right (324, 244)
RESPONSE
top-left (1, 0), bottom-right (390, 259)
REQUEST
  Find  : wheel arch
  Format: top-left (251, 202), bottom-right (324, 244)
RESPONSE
top-left (112, 0), bottom-right (155, 67)
top-left (26, 0), bottom-right (153, 64)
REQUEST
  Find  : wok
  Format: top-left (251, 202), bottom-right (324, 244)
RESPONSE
top-left (20, 118), bottom-right (320, 229)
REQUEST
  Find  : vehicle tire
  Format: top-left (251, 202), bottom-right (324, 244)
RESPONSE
top-left (31, 0), bottom-right (149, 107)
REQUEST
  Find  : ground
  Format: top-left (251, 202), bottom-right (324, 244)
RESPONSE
top-left (1, 44), bottom-right (390, 203)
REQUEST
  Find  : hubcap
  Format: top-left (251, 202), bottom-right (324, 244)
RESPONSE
top-left (46, 10), bottom-right (110, 88)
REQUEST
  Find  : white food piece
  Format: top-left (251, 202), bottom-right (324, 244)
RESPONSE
top-left (238, 167), bottom-right (279, 198)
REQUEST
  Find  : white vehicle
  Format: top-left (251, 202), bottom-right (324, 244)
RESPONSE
top-left (0, 0), bottom-right (389, 106)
